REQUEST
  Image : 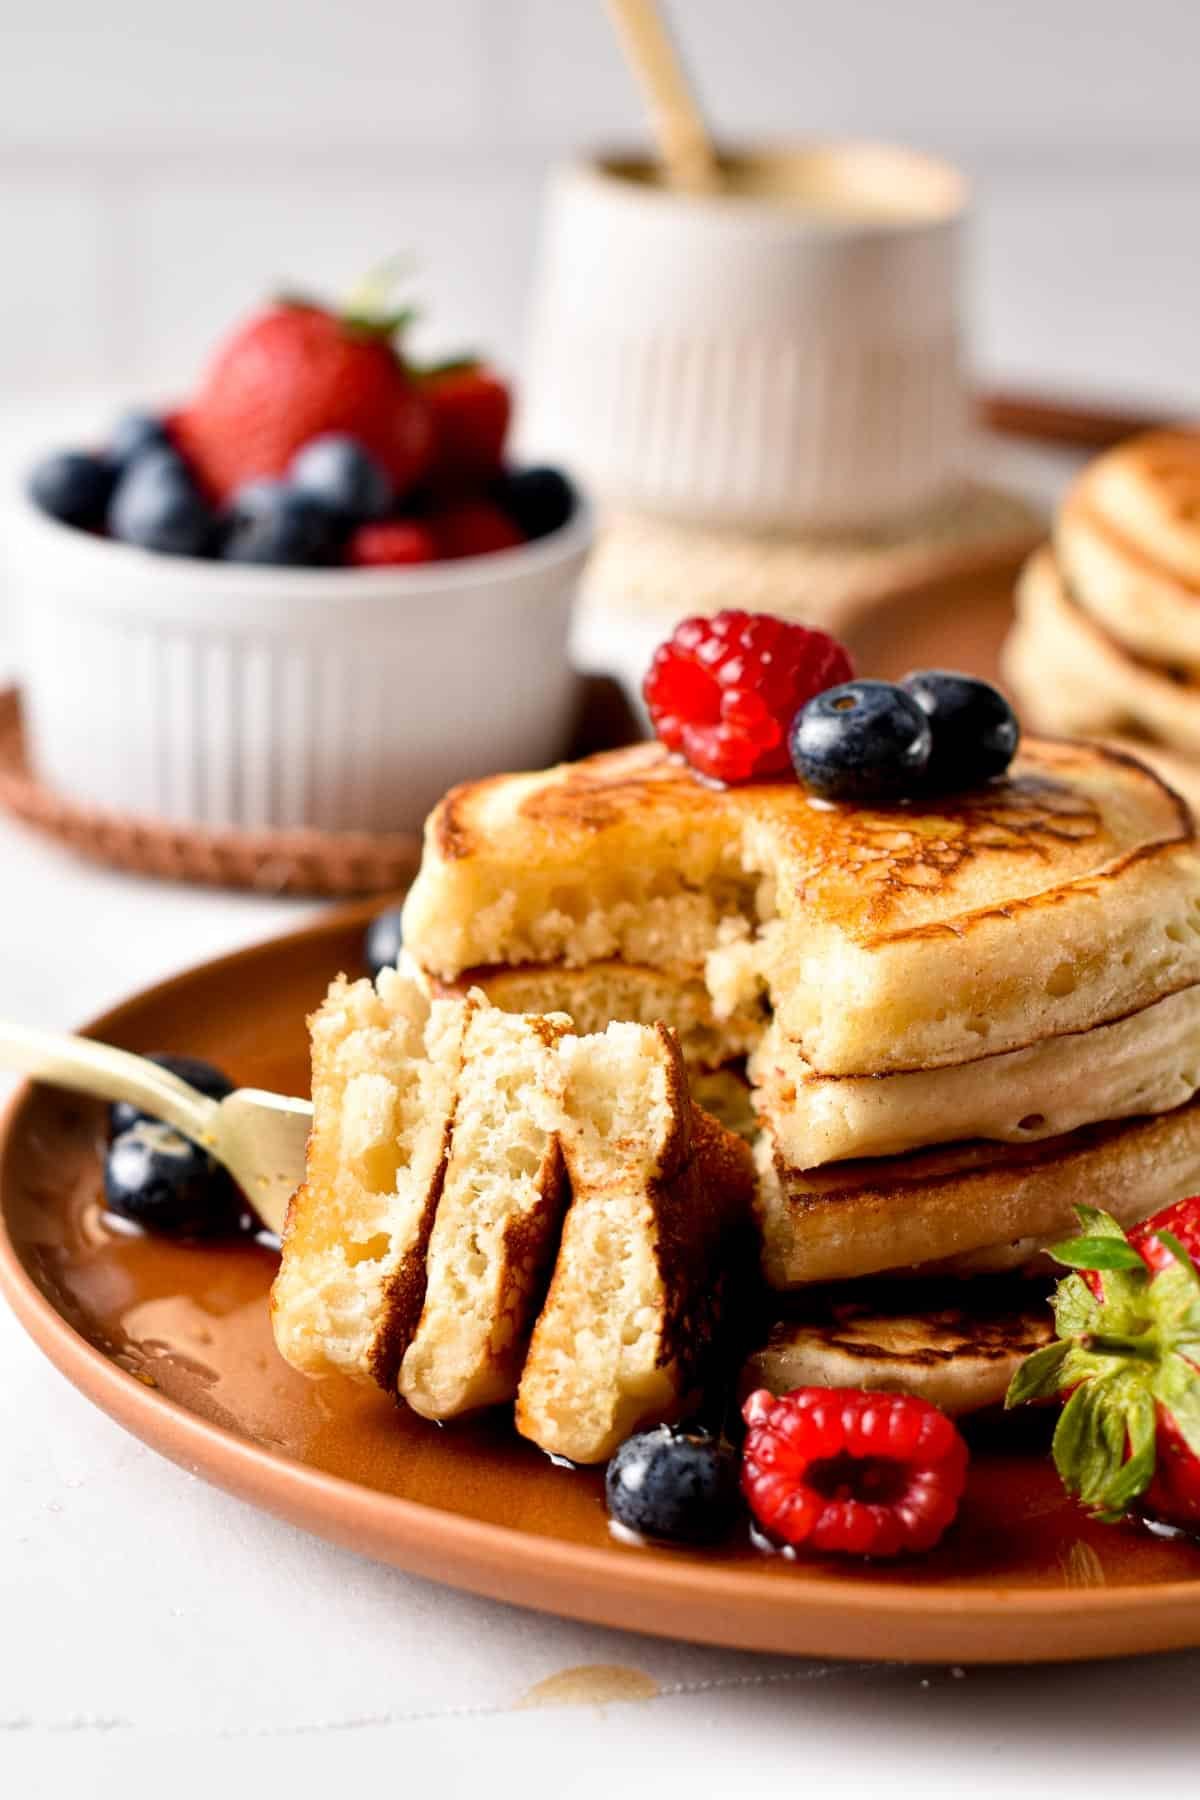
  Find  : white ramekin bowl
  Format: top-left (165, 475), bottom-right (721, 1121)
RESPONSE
top-left (4, 489), bottom-right (592, 835)
top-left (519, 142), bottom-right (969, 534)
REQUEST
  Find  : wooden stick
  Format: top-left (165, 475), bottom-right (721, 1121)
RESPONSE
top-left (605, 0), bottom-right (719, 192)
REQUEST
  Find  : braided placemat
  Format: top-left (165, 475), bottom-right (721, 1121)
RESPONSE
top-left (0, 687), bottom-right (422, 897)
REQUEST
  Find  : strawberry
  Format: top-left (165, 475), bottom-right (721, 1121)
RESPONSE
top-left (422, 362), bottom-right (511, 482)
top-left (174, 299), bottom-right (432, 504)
top-left (1007, 1200), bottom-right (1200, 1531)
top-left (432, 499), bottom-right (523, 561)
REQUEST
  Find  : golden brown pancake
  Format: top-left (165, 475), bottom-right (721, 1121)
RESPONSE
top-left (1057, 429), bottom-right (1200, 671)
top-left (741, 1278), bottom-right (1054, 1415)
top-left (755, 1093), bottom-right (1200, 1288)
top-left (1007, 547), bottom-right (1200, 754)
top-left (402, 737), bottom-right (1200, 1086)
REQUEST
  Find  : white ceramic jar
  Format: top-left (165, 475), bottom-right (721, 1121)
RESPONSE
top-left (519, 142), bottom-right (969, 533)
top-left (5, 490), bottom-right (592, 835)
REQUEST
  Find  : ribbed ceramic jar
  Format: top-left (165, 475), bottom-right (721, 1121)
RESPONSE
top-left (6, 490), bottom-right (592, 835)
top-left (519, 142), bottom-right (969, 533)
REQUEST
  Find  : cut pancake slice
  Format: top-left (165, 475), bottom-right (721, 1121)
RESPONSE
top-left (750, 982), bottom-right (1200, 1168)
top-left (399, 1007), bottom-right (570, 1420)
top-left (741, 1279), bottom-right (1054, 1416)
top-left (515, 1023), bottom-right (756, 1465)
top-left (757, 1091), bottom-right (1200, 1289)
top-left (271, 970), bottom-right (468, 1386)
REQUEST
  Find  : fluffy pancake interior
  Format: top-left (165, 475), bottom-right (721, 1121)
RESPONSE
top-left (515, 1023), bottom-right (686, 1464)
top-left (270, 970), bottom-right (464, 1383)
top-left (399, 1006), bottom-right (569, 1421)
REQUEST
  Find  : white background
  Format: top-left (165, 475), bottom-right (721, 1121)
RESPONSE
top-left (1, 0), bottom-right (1199, 406)
top-left (3, 3), bottom-right (1200, 1793)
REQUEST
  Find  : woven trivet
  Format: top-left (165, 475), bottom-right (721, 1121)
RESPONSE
top-left (578, 479), bottom-right (1047, 630)
top-left (0, 678), bottom-right (641, 897)
top-left (0, 687), bottom-right (421, 897)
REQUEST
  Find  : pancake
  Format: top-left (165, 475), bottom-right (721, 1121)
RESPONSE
top-left (1103, 736), bottom-right (1200, 822)
top-left (398, 1005), bottom-right (569, 1421)
top-left (1006, 547), bottom-right (1200, 754)
top-left (755, 1092), bottom-right (1200, 1288)
top-left (271, 970), bottom-right (466, 1385)
top-left (424, 956), bottom-right (766, 1072)
top-left (1057, 429), bottom-right (1200, 671)
top-left (749, 981), bottom-right (1200, 1167)
top-left (403, 736), bottom-right (1200, 1080)
top-left (741, 1279), bottom-right (1053, 1415)
top-left (515, 1023), bottom-right (755, 1465)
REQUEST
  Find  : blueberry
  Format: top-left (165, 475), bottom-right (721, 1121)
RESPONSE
top-left (493, 466), bottom-right (574, 540)
top-left (109, 411), bottom-right (170, 471)
top-left (104, 1120), bottom-right (249, 1238)
top-left (221, 483), bottom-right (342, 566)
top-left (900, 669), bottom-right (1020, 790)
top-left (790, 679), bottom-right (933, 803)
top-left (364, 904), bottom-right (404, 979)
top-left (289, 434), bottom-right (393, 522)
top-left (28, 450), bottom-right (116, 529)
top-left (605, 1425), bottom-right (741, 1546)
top-left (108, 448), bottom-right (215, 556)
top-left (109, 1052), bottom-right (234, 1139)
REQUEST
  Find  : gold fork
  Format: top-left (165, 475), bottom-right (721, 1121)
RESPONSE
top-left (0, 1022), bottom-right (310, 1235)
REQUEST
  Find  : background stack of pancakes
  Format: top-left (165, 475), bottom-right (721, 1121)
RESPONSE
top-left (1006, 429), bottom-right (1200, 813)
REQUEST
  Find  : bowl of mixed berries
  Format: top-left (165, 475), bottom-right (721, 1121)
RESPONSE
top-left (8, 279), bottom-right (591, 835)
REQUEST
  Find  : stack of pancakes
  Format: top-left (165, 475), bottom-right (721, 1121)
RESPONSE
top-left (402, 735), bottom-right (1200, 1415)
top-left (1006, 429), bottom-right (1200, 813)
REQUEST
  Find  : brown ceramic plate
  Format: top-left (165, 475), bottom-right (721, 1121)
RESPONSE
top-left (4, 898), bottom-right (1200, 1665)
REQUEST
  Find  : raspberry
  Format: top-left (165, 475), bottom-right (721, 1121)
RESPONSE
top-left (643, 611), bottom-right (854, 783)
top-left (741, 1387), bottom-right (969, 1558)
top-left (347, 520), bottom-right (436, 567)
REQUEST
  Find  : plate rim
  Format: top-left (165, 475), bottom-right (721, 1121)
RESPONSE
top-left (4, 905), bottom-right (1200, 1663)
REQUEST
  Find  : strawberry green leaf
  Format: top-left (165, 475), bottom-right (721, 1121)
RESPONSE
top-left (1051, 1237), bottom-right (1146, 1272)
top-left (1157, 1354), bottom-right (1200, 1460)
top-left (1095, 1382), bottom-right (1157, 1520)
top-left (1053, 1380), bottom-right (1126, 1511)
top-left (416, 355), bottom-right (482, 380)
top-left (1145, 1259), bottom-right (1200, 1341)
top-left (1070, 1205), bottom-right (1129, 1239)
top-left (1006, 1337), bottom-right (1071, 1407)
top-left (1053, 1271), bottom-right (1101, 1338)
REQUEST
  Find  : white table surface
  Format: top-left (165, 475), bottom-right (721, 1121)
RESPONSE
top-left (3, 445), bottom-right (1200, 1796)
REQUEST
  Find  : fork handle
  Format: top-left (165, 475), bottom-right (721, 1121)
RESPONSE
top-left (0, 1021), bottom-right (220, 1146)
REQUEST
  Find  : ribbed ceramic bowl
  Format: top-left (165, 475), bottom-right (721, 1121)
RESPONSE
top-left (4, 488), bottom-right (592, 835)
top-left (519, 142), bottom-right (969, 533)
